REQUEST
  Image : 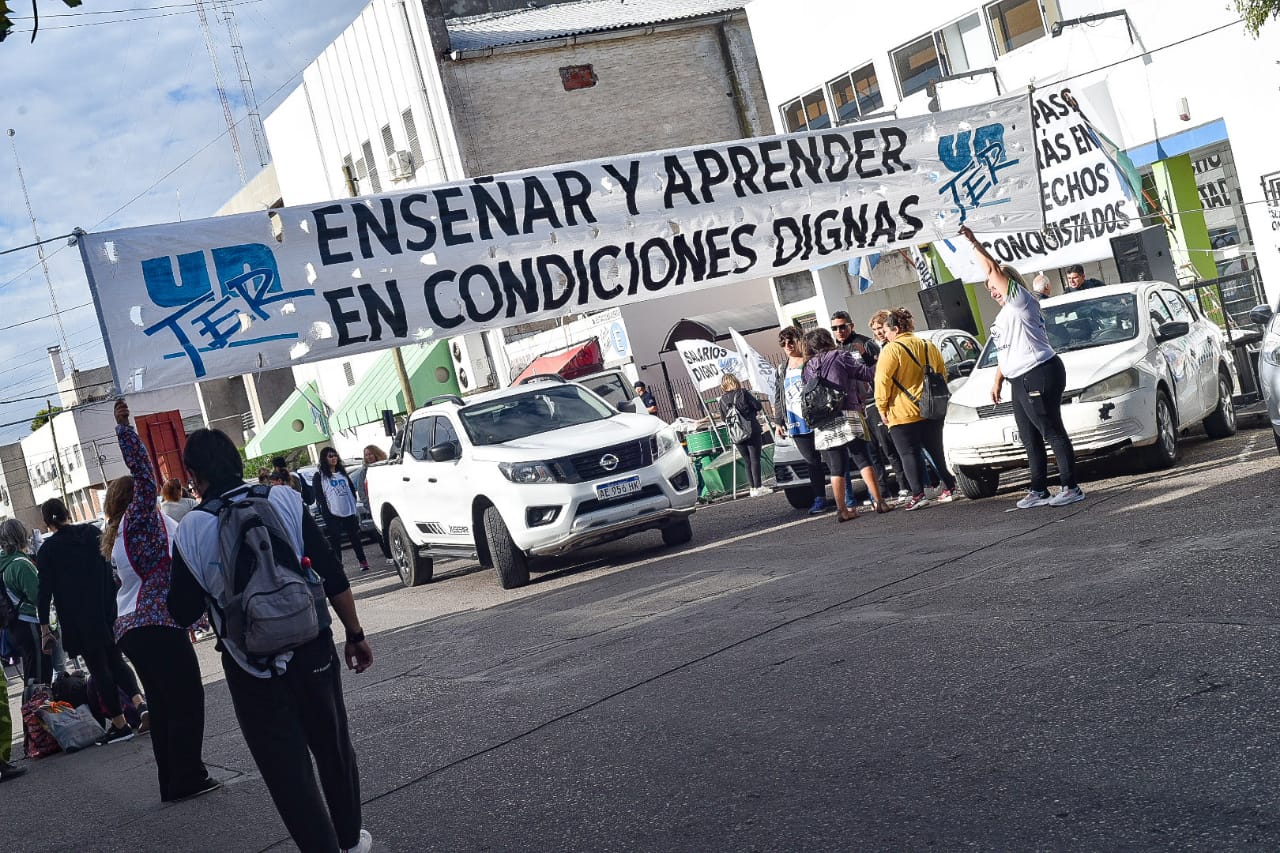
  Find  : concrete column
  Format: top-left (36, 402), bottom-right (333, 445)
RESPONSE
top-left (1150, 154), bottom-right (1216, 281)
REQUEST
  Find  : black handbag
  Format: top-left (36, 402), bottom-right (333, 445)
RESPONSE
top-left (890, 340), bottom-right (951, 421)
top-left (801, 356), bottom-right (847, 425)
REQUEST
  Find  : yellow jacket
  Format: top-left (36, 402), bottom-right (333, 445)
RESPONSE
top-left (873, 333), bottom-right (947, 426)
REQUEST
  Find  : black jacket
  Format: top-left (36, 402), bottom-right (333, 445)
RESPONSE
top-left (37, 523), bottom-right (117, 655)
top-left (720, 389), bottom-right (763, 442)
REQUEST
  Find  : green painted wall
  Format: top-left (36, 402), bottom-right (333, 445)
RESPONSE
top-left (1150, 154), bottom-right (1216, 281)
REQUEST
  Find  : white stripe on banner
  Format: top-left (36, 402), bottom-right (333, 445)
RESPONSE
top-left (79, 94), bottom-right (1041, 393)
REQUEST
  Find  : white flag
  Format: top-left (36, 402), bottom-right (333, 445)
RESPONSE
top-left (673, 339), bottom-right (744, 392)
top-left (728, 327), bottom-right (777, 400)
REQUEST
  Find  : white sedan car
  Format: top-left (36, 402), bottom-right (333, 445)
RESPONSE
top-left (944, 281), bottom-right (1238, 499)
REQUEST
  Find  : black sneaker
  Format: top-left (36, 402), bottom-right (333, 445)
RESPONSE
top-left (98, 723), bottom-right (135, 745)
top-left (0, 760), bottom-right (26, 781)
top-left (166, 776), bottom-right (221, 802)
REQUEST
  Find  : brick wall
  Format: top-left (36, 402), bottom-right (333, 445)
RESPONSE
top-left (445, 19), bottom-right (768, 176)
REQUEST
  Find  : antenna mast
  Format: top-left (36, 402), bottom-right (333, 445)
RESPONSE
top-left (194, 0), bottom-right (246, 184)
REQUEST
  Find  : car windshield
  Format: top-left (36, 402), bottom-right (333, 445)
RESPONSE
top-left (460, 384), bottom-right (615, 445)
top-left (977, 293), bottom-right (1140, 368)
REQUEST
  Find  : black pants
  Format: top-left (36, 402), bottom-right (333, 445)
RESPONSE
top-left (224, 635), bottom-right (362, 851)
top-left (1010, 355), bottom-right (1077, 492)
top-left (326, 515), bottom-right (367, 567)
top-left (792, 432), bottom-right (827, 501)
top-left (119, 626), bottom-right (209, 801)
top-left (865, 405), bottom-right (903, 492)
top-left (79, 643), bottom-right (141, 718)
top-left (12, 621), bottom-right (51, 685)
top-left (734, 436), bottom-right (763, 488)
top-left (889, 419), bottom-right (957, 497)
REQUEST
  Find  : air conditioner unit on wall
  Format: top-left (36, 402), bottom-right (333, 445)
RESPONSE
top-left (386, 150), bottom-right (414, 182)
top-left (450, 333), bottom-right (494, 393)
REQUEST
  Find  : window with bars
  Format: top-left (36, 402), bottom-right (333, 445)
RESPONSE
top-left (402, 108), bottom-right (423, 174)
top-left (380, 124), bottom-right (395, 158)
top-left (361, 140), bottom-right (382, 193)
top-left (343, 361), bottom-right (355, 386)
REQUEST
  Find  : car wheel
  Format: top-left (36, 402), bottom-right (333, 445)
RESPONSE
top-left (482, 506), bottom-right (530, 590)
top-left (955, 466), bottom-right (999, 499)
top-left (661, 516), bottom-right (694, 546)
top-left (1141, 391), bottom-right (1179, 470)
top-left (785, 487), bottom-right (813, 510)
top-left (388, 517), bottom-right (432, 587)
top-left (1202, 372), bottom-right (1237, 438)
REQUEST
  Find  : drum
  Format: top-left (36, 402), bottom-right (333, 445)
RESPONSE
top-left (686, 426), bottom-right (730, 457)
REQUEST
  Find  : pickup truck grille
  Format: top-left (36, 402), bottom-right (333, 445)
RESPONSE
top-left (553, 439), bottom-right (651, 483)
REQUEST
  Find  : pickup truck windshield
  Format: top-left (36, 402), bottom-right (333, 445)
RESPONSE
top-left (460, 385), bottom-right (615, 445)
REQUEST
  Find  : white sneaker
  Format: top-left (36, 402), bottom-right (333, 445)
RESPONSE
top-left (342, 829), bottom-right (373, 853)
top-left (1015, 490), bottom-right (1052, 509)
top-left (1049, 486), bottom-right (1085, 506)
top-left (897, 489), bottom-right (912, 500)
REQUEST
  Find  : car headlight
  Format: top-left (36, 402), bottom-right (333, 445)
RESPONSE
top-left (654, 425), bottom-right (682, 458)
top-left (945, 403), bottom-right (979, 424)
top-left (498, 461), bottom-right (557, 484)
top-left (1076, 367), bottom-right (1140, 403)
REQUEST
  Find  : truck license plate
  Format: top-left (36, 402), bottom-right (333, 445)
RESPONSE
top-left (596, 476), bottom-right (641, 501)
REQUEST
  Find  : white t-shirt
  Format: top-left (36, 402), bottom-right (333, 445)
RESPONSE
top-left (174, 484), bottom-right (307, 678)
top-left (320, 473), bottom-right (357, 518)
top-left (990, 282), bottom-right (1055, 379)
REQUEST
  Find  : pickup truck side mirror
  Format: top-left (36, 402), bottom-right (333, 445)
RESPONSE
top-left (428, 442), bottom-right (459, 463)
top-left (954, 359), bottom-right (976, 378)
top-left (1249, 304), bottom-right (1274, 326)
top-left (616, 400), bottom-right (635, 413)
top-left (1155, 320), bottom-right (1190, 343)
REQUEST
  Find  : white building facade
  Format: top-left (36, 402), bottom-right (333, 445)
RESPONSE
top-left (746, 0), bottom-right (1280, 334)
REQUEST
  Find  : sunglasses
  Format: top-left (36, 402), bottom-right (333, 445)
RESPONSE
top-left (830, 323), bottom-right (850, 331)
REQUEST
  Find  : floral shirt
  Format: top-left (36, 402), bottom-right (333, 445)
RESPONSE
top-left (113, 423), bottom-right (184, 640)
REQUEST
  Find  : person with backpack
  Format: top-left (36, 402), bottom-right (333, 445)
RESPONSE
top-left (103, 399), bottom-right (215, 802)
top-left (873, 307), bottom-right (958, 512)
top-left (801, 328), bottom-right (894, 523)
top-left (718, 374), bottom-right (767, 497)
top-left (36, 498), bottom-right (145, 745)
top-left (312, 447), bottom-right (371, 573)
top-left (1, 518), bottom-right (50, 691)
top-left (168, 427), bottom-right (374, 853)
top-left (961, 225), bottom-right (1083, 509)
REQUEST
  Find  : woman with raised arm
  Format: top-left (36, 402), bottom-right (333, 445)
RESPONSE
top-left (103, 399), bottom-right (215, 801)
top-left (959, 225), bottom-right (1083, 508)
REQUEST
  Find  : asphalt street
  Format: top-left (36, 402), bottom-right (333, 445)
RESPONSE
top-left (5, 421), bottom-right (1280, 851)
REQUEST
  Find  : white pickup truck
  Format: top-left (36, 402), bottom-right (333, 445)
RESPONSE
top-left (364, 376), bottom-right (698, 589)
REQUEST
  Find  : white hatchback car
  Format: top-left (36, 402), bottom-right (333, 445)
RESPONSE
top-left (944, 281), bottom-right (1239, 499)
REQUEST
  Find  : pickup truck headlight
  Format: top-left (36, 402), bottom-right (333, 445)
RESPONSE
top-left (1076, 367), bottom-right (1139, 403)
top-left (498, 461), bottom-right (557, 484)
top-left (653, 425), bottom-right (681, 458)
top-left (945, 404), bottom-right (979, 424)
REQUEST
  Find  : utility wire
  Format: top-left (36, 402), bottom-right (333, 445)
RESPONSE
top-left (0, 300), bottom-right (92, 332)
top-left (0, 232), bottom-right (77, 256)
top-left (4, 0), bottom-right (262, 33)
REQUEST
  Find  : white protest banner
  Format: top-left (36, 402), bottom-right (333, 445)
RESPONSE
top-left (727, 327), bottom-right (776, 399)
top-left (931, 86), bottom-right (1138, 279)
top-left (674, 340), bottom-right (742, 392)
top-left (910, 246), bottom-right (938, 290)
top-left (78, 95), bottom-right (1040, 393)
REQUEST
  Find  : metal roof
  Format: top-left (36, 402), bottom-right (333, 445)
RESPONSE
top-left (447, 0), bottom-right (747, 53)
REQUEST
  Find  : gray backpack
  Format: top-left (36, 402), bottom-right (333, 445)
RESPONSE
top-left (199, 484), bottom-right (330, 662)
